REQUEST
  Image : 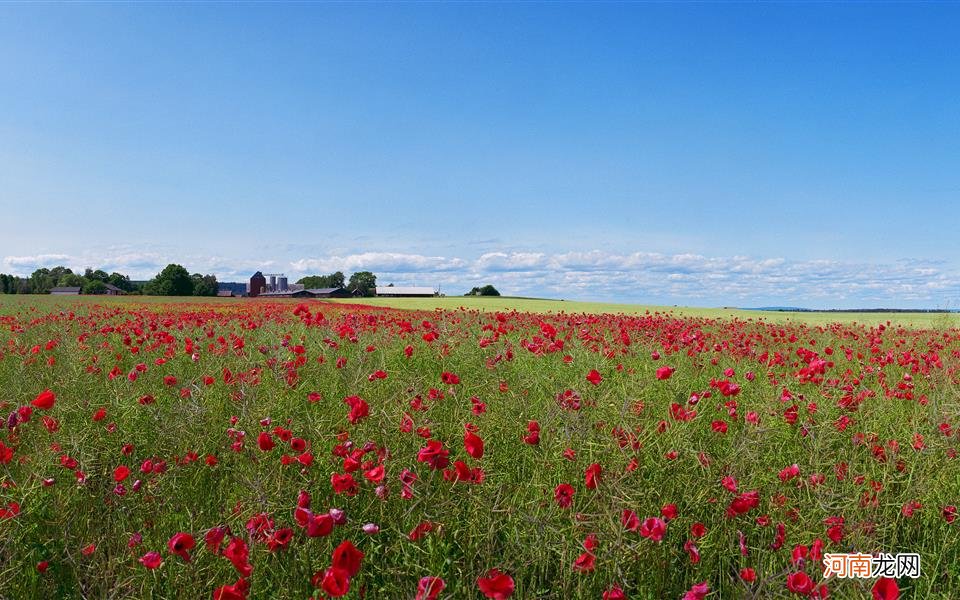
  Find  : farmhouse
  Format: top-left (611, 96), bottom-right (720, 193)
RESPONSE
top-left (376, 286), bottom-right (437, 297)
top-left (50, 286), bottom-right (81, 295)
top-left (104, 283), bottom-right (123, 295)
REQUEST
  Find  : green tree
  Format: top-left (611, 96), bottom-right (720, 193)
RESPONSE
top-left (107, 272), bottom-right (134, 292)
top-left (49, 266), bottom-right (73, 282)
top-left (58, 273), bottom-right (85, 288)
top-left (297, 271), bottom-right (345, 289)
top-left (82, 280), bottom-right (108, 295)
top-left (348, 271), bottom-right (377, 297)
top-left (147, 264), bottom-right (194, 296)
top-left (191, 273), bottom-right (219, 297)
top-left (84, 268), bottom-right (110, 283)
top-left (466, 285), bottom-right (501, 296)
top-left (29, 268), bottom-right (54, 294)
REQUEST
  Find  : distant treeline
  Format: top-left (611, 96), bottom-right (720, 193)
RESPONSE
top-left (0, 264), bottom-right (219, 296)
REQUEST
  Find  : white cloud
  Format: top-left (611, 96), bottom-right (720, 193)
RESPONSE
top-left (3, 254), bottom-right (72, 269)
top-left (475, 252), bottom-right (547, 271)
top-left (290, 253), bottom-right (468, 275)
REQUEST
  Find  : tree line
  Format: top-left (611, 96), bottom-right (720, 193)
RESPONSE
top-left (0, 264), bottom-right (219, 296)
top-left (2, 264), bottom-right (502, 297)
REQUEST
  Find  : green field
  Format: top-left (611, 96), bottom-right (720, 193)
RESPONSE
top-left (329, 296), bottom-right (960, 328)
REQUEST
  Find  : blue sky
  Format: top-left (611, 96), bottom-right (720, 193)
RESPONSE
top-left (1, 3), bottom-right (958, 307)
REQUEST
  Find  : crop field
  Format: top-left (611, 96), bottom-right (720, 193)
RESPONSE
top-left (328, 297), bottom-right (960, 329)
top-left (0, 295), bottom-right (958, 599)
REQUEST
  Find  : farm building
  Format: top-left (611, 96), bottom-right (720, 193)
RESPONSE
top-left (257, 287), bottom-right (351, 299)
top-left (50, 287), bottom-right (81, 295)
top-left (218, 282), bottom-right (248, 297)
top-left (104, 283), bottom-right (123, 295)
top-left (376, 286), bottom-right (437, 297)
top-left (249, 272), bottom-right (267, 297)
top-left (217, 290), bottom-right (236, 298)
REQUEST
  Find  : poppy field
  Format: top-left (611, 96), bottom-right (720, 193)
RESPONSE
top-left (0, 296), bottom-right (958, 599)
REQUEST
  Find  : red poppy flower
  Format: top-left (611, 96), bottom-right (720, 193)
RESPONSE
top-left (726, 490), bottom-right (761, 517)
top-left (872, 577), bottom-right (899, 600)
top-left (364, 464), bottom-right (385, 484)
top-left (139, 551), bottom-right (162, 569)
top-left (205, 526), bottom-right (227, 554)
top-left (320, 566), bottom-right (351, 598)
top-left (0, 502), bottom-right (20, 519)
top-left (684, 540), bottom-right (701, 564)
top-left (257, 432), bottom-right (275, 452)
top-left (0, 442), bottom-right (14, 466)
top-left (464, 429), bottom-right (485, 460)
top-left (586, 369), bottom-right (602, 385)
top-left (740, 567), bottom-right (756, 582)
top-left (690, 522), bottom-right (707, 538)
top-left (331, 540), bottom-right (363, 577)
top-left (224, 537), bottom-right (253, 577)
top-left (328, 472), bottom-right (356, 496)
top-left (655, 366), bottom-right (675, 380)
top-left (417, 440), bottom-right (450, 470)
top-left (213, 578), bottom-right (250, 600)
top-left (786, 571), bottom-right (814, 595)
top-left (343, 395), bottom-right (369, 424)
top-left (304, 512), bottom-right (332, 537)
top-left (621, 509), bottom-right (640, 531)
top-left (523, 421), bottom-right (540, 445)
top-left (416, 576), bottom-right (446, 600)
top-left (603, 585), bottom-right (627, 600)
top-left (114, 465), bottom-right (130, 482)
top-left (585, 463), bottom-right (602, 489)
top-left (572, 550), bottom-right (595, 572)
top-left (409, 521), bottom-right (435, 541)
top-left (639, 517), bottom-right (667, 542)
top-left (683, 581), bottom-right (709, 600)
top-left (943, 505), bottom-right (957, 523)
top-left (167, 532), bottom-right (195, 562)
top-left (477, 569), bottom-right (515, 599)
top-left (31, 389), bottom-right (56, 410)
top-left (660, 503), bottom-right (678, 521)
top-left (778, 464), bottom-right (800, 482)
top-left (554, 483), bottom-right (574, 508)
